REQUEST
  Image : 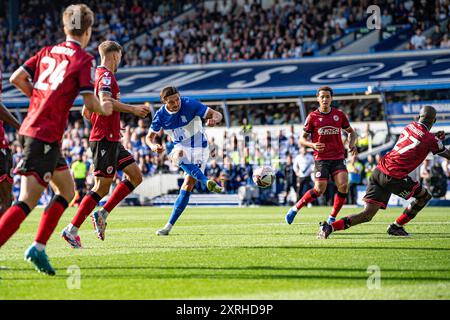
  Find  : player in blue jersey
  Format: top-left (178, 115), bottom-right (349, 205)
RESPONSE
top-left (146, 86), bottom-right (224, 235)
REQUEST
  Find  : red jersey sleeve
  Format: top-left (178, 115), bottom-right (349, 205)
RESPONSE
top-left (97, 73), bottom-right (113, 96)
top-left (430, 135), bottom-right (446, 155)
top-left (340, 111), bottom-right (350, 130)
top-left (303, 114), bottom-right (313, 133)
top-left (21, 51), bottom-right (41, 79)
top-left (79, 57), bottom-right (96, 94)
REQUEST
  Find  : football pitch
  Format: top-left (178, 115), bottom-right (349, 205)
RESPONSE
top-left (0, 206), bottom-right (449, 300)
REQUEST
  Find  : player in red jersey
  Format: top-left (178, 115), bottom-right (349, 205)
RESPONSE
top-left (0, 69), bottom-right (21, 217)
top-left (0, 4), bottom-right (113, 275)
top-left (285, 86), bottom-right (357, 225)
top-left (61, 41), bottom-right (150, 248)
top-left (318, 105), bottom-right (450, 239)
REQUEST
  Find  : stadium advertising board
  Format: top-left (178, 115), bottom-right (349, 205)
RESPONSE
top-left (2, 49), bottom-right (450, 106)
top-left (386, 100), bottom-right (450, 134)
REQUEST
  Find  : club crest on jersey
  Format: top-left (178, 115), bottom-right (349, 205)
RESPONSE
top-left (43, 172), bottom-right (52, 183)
top-left (319, 118), bottom-right (323, 122)
top-left (315, 172), bottom-right (321, 178)
top-left (181, 115), bottom-right (187, 123)
top-left (103, 77), bottom-right (111, 85)
top-left (333, 115), bottom-right (339, 121)
top-left (101, 149), bottom-right (106, 157)
top-left (43, 144), bottom-right (51, 154)
top-left (318, 126), bottom-right (340, 135)
top-left (106, 166), bottom-right (114, 174)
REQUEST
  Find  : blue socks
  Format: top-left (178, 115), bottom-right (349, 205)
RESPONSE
top-left (179, 163), bottom-right (208, 186)
top-left (168, 190), bottom-right (191, 225)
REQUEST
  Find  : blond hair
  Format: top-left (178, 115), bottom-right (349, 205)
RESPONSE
top-left (62, 4), bottom-right (94, 36)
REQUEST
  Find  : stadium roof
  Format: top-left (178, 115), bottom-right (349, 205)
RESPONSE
top-left (3, 49), bottom-right (450, 107)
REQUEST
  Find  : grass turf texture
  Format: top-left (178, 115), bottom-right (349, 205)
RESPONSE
top-left (0, 206), bottom-right (449, 300)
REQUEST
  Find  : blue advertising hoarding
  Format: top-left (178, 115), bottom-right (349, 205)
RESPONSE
top-left (2, 49), bottom-right (450, 107)
top-left (386, 100), bottom-right (450, 134)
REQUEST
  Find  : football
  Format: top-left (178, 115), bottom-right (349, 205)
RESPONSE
top-left (252, 166), bottom-right (275, 188)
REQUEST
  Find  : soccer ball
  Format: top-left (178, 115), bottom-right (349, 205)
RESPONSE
top-left (253, 166), bottom-right (275, 188)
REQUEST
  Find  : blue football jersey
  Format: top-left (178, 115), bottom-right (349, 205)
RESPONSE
top-left (150, 97), bottom-right (209, 149)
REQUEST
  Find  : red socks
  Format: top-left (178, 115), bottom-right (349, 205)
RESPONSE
top-left (330, 192), bottom-right (347, 218)
top-left (0, 202), bottom-right (31, 247)
top-left (35, 196), bottom-right (69, 245)
top-left (395, 213), bottom-right (412, 226)
top-left (71, 191), bottom-right (102, 228)
top-left (103, 180), bottom-right (134, 213)
top-left (331, 219), bottom-right (346, 231)
top-left (295, 189), bottom-right (319, 210)
top-left (332, 217), bottom-right (352, 231)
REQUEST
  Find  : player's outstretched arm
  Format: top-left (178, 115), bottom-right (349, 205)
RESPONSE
top-left (108, 96), bottom-right (150, 118)
top-left (299, 132), bottom-right (325, 152)
top-left (0, 101), bottom-right (21, 130)
top-left (145, 130), bottom-right (165, 153)
top-left (345, 126), bottom-right (358, 155)
top-left (82, 92), bottom-right (113, 116)
top-left (205, 108), bottom-right (223, 127)
top-left (9, 68), bottom-right (33, 98)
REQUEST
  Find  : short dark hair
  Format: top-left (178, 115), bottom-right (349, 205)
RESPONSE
top-left (160, 86), bottom-right (179, 102)
top-left (316, 86), bottom-right (333, 96)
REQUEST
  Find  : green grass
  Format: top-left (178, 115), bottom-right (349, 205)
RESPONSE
top-left (1, 206), bottom-right (449, 299)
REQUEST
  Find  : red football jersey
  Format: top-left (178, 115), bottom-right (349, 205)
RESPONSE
top-left (19, 40), bottom-right (95, 143)
top-left (0, 69), bottom-right (7, 149)
top-left (378, 122), bottom-right (445, 179)
top-left (89, 66), bottom-right (121, 142)
top-left (303, 108), bottom-right (350, 160)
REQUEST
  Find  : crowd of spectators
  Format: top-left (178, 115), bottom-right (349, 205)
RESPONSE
top-left (408, 21), bottom-right (450, 50)
top-left (0, 0), bottom-right (198, 72)
top-left (3, 0), bottom-right (448, 72)
top-left (3, 111), bottom-right (449, 205)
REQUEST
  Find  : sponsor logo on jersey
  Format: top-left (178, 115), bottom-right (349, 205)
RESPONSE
top-left (318, 126), bottom-right (340, 135)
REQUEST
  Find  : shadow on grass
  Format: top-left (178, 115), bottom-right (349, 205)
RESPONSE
top-left (3, 265), bottom-right (450, 282)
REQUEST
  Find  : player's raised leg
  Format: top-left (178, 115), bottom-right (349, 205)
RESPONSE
top-left (285, 179), bottom-right (326, 224)
top-left (328, 170), bottom-right (349, 224)
top-left (317, 202), bottom-right (380, 239)
top-left (173, 149), bottom-right (223, 193)
top-left (92, 160), bottom-right (142, 240)
top-left (388, 187), bottom-right (432, 236)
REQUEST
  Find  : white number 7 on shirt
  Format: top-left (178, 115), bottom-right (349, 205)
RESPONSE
top-left (393, 131), bottom-right (420, 154)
